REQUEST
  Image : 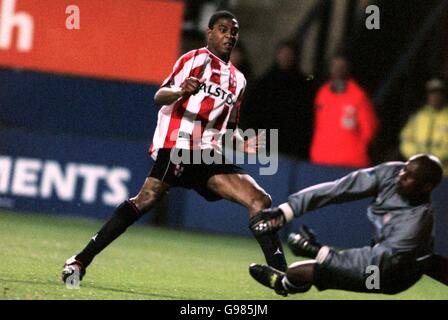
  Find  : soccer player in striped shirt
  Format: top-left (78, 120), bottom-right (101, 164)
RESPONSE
top-left (62, 11), bottom-right (287, 285)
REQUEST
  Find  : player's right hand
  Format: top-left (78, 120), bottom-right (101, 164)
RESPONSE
top-left (249, 207), bottom-right (286, 236)
top-left (180, 77), bottom-right (205, 98)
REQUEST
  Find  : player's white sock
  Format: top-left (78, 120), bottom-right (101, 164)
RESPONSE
top-left (279, 203), bottom-right (295, 222)
top-left (316, 246), bottom-right (331, 264)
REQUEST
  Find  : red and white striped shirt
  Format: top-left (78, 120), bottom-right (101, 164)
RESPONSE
top-left (149, 47), bottom-right (246, 157)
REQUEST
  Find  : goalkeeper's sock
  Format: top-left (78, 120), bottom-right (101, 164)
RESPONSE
top-left (75, 200), bottom-right (142, 268)
top-left (253, 232), bottom-right (288, 272)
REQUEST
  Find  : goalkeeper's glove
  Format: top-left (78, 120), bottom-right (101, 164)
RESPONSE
top-left (249, 207), bottom-right (286, 236)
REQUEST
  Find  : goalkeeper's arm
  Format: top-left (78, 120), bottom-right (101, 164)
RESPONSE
top-left (249, 164), bottom-right (382, 235)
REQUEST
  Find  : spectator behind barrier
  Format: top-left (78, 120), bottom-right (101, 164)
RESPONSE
top-left (240, 40), bottom-right (314, 160)
top-left (310, 55), bottom-right (379, 168)
top-left (400, 78), bottom-right (448, 176)
top-left (230, 42), bottom-right (254, 84)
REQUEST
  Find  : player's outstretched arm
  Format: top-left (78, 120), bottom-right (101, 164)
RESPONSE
top-left (250, 165), bottom-right (383, 236)
top-left (286, 166), bottom-right (380, 217)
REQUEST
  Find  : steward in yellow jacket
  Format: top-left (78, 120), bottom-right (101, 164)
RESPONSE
top-left (400, 78), bottom-right (448, 175)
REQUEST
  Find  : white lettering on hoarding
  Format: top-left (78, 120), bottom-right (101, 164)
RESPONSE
top-left (40, 161), bottom-right (77, 201)
top-left (0, 155), bottom-right (130, 206)
top-left (0, 0), bottom-right (34, 52)
top-left (103, 168), bottom-right (130, 206)
top-left (77, 165), bottom-right (108, 204)
top-left (11, 158), bottom-right (41, 197)
top-left (0, 156), bottom-right (12, 193)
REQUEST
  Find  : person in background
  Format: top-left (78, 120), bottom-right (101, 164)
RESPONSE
top-left (230, 42), bottom-right (254, 84)
top-left (400, 78), bottom-right (448, 176)
top-left (310, 55), bottom-right (379, 168)
top-left (240, 40), bottom-right (314, 160)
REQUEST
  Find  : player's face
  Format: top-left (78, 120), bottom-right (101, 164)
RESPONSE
top-left (396, 160), bottom-right (426, 197)
top-left (207, 18), bottom-right (239, 61)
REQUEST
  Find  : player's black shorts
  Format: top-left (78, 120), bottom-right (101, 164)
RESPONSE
top-left (149, 148), bottom-right (246, 201)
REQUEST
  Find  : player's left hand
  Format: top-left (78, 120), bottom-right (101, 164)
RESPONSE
top-left (180, 77), bottom-right (205, 98)
top-left (249, 207), bottom-right (286, 236)
top-left (244, 130), bottom-right (266, 154)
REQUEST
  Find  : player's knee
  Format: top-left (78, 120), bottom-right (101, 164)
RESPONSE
top-left (249, 193), bottom-right (272, 215)
top-left (263, 194), bottom-right (273, 208)
top-left (131, 190), bottom-right (164, 213)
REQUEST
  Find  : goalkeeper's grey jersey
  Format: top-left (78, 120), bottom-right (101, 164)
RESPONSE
top-left (287, 162), bottom-right (433, 258)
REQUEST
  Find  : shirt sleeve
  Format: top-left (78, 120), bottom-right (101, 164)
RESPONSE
top-left (288, 165), bottom-right (383, 217)
top-left (160, 50), bottom-right (198, 88)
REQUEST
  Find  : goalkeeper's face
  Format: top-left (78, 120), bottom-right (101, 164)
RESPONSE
top-left (396, 162), bottom-right (421, 197)
top-left (396, 158), bottom-right (436, 198)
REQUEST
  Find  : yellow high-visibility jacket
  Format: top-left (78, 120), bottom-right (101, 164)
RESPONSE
top-left (400, 105), bottom-right (448, 175)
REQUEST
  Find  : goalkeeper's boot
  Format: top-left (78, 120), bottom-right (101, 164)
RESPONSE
top-left (61, 255), bottom-right (86, 287)
top-left (249, 263), bottom-right (288, 297)
top-left (287, 225), bottom-right (322, 259)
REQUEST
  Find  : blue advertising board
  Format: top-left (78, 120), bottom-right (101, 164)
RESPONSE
top-left (0, 128), bottom-right (153, 221)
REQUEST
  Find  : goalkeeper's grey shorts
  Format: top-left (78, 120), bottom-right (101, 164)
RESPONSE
top-left (313, 244), bottom-right (424, 294)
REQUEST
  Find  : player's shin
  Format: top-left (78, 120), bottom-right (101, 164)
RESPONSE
top-left (75, 200), bottom-right (143, 268)
top-left (252, 231), bottom-right (288, 272)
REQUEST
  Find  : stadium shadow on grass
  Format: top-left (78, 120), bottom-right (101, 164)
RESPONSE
top-left (0, 278), bottom-right (181, 300)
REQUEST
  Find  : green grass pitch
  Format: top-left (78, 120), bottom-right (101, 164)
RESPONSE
top-left (0, 211), bottom-right (447, 300)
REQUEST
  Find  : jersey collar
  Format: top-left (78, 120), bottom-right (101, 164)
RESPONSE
top-left (205, 47), bottom-right (231, 66)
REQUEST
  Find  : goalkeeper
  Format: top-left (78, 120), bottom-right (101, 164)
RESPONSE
top-left (249, 154), bottom-right (448, 296)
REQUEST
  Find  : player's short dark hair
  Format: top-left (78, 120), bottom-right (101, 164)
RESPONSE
top-left (424, 160), bottom-right (443, 187)
top-left (411, 154), bottom-right (444, 187)
top-left (208, 10), bottom-right (238, 29)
